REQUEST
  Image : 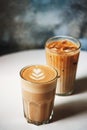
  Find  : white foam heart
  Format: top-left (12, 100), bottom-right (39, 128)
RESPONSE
top-left (33, 68), bottom-right (41, 75)
top-left (30, 68), bottom-right (45, 80)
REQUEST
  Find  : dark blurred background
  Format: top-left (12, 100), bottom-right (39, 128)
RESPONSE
top-left (0, 0), bottom-right (87, 55)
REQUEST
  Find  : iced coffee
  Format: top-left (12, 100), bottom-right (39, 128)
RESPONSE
top-left (20, 65), bottom-right (57, 125)
top-left (45, 36), bottom-right (81, 95)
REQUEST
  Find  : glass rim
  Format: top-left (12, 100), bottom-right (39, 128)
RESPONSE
top-left (20, 64), bottom-right (58, 84)
top-left (45, 35), bottom-right (81, 54)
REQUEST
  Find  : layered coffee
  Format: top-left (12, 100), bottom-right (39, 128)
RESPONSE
top-left (20, 65), bottom-right (57, 125)
top-left (45, 36), bottom-right (81, 95)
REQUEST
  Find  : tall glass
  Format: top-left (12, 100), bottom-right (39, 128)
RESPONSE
top-left (45, 36), bottom-right (81, 95)
top-left (20, 65), bottom-right (58, 125)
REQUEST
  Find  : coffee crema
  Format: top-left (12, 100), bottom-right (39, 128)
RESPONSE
top-left (21, 65), bottom-right (57, 83)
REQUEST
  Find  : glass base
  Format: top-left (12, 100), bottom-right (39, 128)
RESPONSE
top-left (56, 89), bottom-right (74, 96)
top-left (27, 119), bottom-right (50, 125)
top-left (25, 110), bottom-right (53, 125)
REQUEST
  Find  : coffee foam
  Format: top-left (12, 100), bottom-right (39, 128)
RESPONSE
top-left (20, 65), bottom-right (57, 83)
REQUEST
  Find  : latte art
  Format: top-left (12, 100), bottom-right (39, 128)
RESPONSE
top-left (21, 65), bottom-right (57, 83)
top-left (30, 68), bottom-right (45, 80)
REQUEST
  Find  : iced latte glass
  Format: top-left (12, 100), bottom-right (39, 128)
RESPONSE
top-left (45, 36), bottom-right (81, 95)
top-left (20, 65), bottom-right (58, 125)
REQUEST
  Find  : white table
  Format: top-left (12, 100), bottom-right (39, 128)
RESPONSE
top-left (0, 49), bottom-right (87, 130)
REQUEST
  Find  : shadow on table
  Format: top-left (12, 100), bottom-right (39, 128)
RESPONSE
top-left (52, 99), bottom-right (87, 123)
top-left (51, 77), bottom-right (87, 123)
top-left (74, 77), bottom-right (87, 94)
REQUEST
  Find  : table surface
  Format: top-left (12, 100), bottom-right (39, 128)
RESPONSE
top-left (0, 49), bottom-right (87, 130)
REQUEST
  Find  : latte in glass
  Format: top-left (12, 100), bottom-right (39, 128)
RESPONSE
top-left (20, 65), bottom-right (58, 125)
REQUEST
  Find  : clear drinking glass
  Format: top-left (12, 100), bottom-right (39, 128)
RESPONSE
top-left (20, 65), bottom-right (58, 125)
top-left (45, 36), bottom-right (81, 95)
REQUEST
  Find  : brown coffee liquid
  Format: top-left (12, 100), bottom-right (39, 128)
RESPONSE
top-left (46, 39), bottom-right (80, 95)
top-left (20, 65), bottom-right (57, 124)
